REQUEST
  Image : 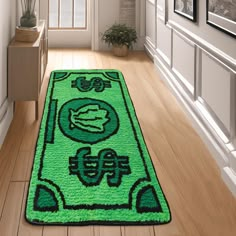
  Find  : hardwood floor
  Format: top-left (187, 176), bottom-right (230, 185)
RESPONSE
top-left (0, 49), bottom-right (235, 236)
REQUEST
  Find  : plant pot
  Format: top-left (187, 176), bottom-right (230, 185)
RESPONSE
top-left (112, 45), bottom-right (129, 57)
top-left (20, 11), bottom-right (37, 28)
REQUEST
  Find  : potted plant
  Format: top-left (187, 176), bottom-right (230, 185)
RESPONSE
top-left (20, 0), bottom-right (37, 27)
top-left (102, 23), bottom-right (137, 57)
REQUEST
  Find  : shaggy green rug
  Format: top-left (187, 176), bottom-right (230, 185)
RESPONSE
top-left (26, 70), bottom-right (171, 225)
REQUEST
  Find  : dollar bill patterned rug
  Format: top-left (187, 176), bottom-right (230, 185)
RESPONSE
top-left (26, 69), bottom-right (171, 225)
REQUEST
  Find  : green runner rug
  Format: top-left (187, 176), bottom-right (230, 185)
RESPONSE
top-left (26, 69), bottom-right (171, 225)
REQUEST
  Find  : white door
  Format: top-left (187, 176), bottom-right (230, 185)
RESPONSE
top-left (47, 0), bottom-right (92, 47)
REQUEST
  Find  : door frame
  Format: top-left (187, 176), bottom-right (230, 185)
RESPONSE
top-left (91, 0), bottom-right (99, 50)
top-left (40, 0), bottom-right (98, 49)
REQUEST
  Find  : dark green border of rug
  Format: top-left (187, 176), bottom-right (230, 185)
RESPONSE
top-left (25, 69), bottom-right (171, 225)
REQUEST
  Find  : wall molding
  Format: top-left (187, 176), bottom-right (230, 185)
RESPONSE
top-left (156, 0), bottom-right (166, 23)
top-left (149, 21), bottom-right (236, 196)
top-left (154, 54), bottom-right (230, 165)
top-left (172, 67), bottom-right (194, 97)
top-left (198, 50), bottom-right (234, 141)
top-left (91, 0), bottom-right (99, 50)
top-left (172, 30), bottom-right (196, 98)
top-left (0, 101), bottom-right (13, 148)
top-left (146, 0), bottom-right (155, 5)
top-left (145, 0), bottom-right (236, 196)
top-left (167, 20), bottom-right (236, 71)
top-left (154, 54), bottom-right (236, 197)
top-left (144, 37), bottom-right (156, 60)
top-left (0, 99), bottom-right (8, 122)
top-left (134, 0), bottom-right (146, 50)
top-left (222, 167), bottom-right (236, 196)
top-left (156, 48), bottom-right (171, 66)
top-left (231, 74), bottom-right (236, 147)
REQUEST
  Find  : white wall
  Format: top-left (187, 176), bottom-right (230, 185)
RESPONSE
top-left (170, 1), bottom-right (236, 59)
top-left (39, 0), bottom-right (48, 21)
top-left (145, 0), bottom-right (236, 196)
top-left (98, 0), bottom-right (145, 50)
top-left (0, 0), bottom-right (16, 147)
top-left (98, 0), bottom-right (120, 50)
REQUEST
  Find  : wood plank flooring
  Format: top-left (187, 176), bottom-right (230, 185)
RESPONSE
top-left (0, 49), bottom-right (235, 236)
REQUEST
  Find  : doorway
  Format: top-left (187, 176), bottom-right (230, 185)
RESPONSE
top-left (47, 0), bottom-right (93, 48)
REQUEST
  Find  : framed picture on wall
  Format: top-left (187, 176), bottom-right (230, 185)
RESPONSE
top-left (174, 0), bottom-right (196, 22)
top-left (207, 0), bottom-right (236, 38)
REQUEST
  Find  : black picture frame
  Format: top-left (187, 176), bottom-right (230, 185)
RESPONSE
top-left (174, 0), bottom-right (197, 22)
top-left (206, 0), bottom-right (236, 38)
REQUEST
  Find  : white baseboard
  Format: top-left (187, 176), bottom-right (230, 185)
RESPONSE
top-left (0, 101), bottom-right (13, 149)
top-left (144, 38), bottom-right (156, 61)
top-left (222, 167), bottom-right (236, 196)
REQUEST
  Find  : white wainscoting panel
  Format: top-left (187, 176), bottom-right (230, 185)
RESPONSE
top-left (201, 51), bottom-right (231, 135)
top-left (146, 0), bottom-right (156, 48)
top-left (229, 151), bottom-right (236, 178)
top-left (151, 20), bottom-right (236, 196)
top-left (222, 166), bottom-right (236, 196)
top-left (156, 18), bottom-right (171, 65)
top-left (156, 0), bottom-right (166, 23)
top-left (232, 74), bottom-right (236, 147)
top-left (172, 31), bottom-right (195, 96)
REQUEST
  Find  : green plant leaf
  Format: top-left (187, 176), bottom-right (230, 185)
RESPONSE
top-left (102, 23), bottom-right (137, 48)
top-left (69, 105), bottom-right (109, 133)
